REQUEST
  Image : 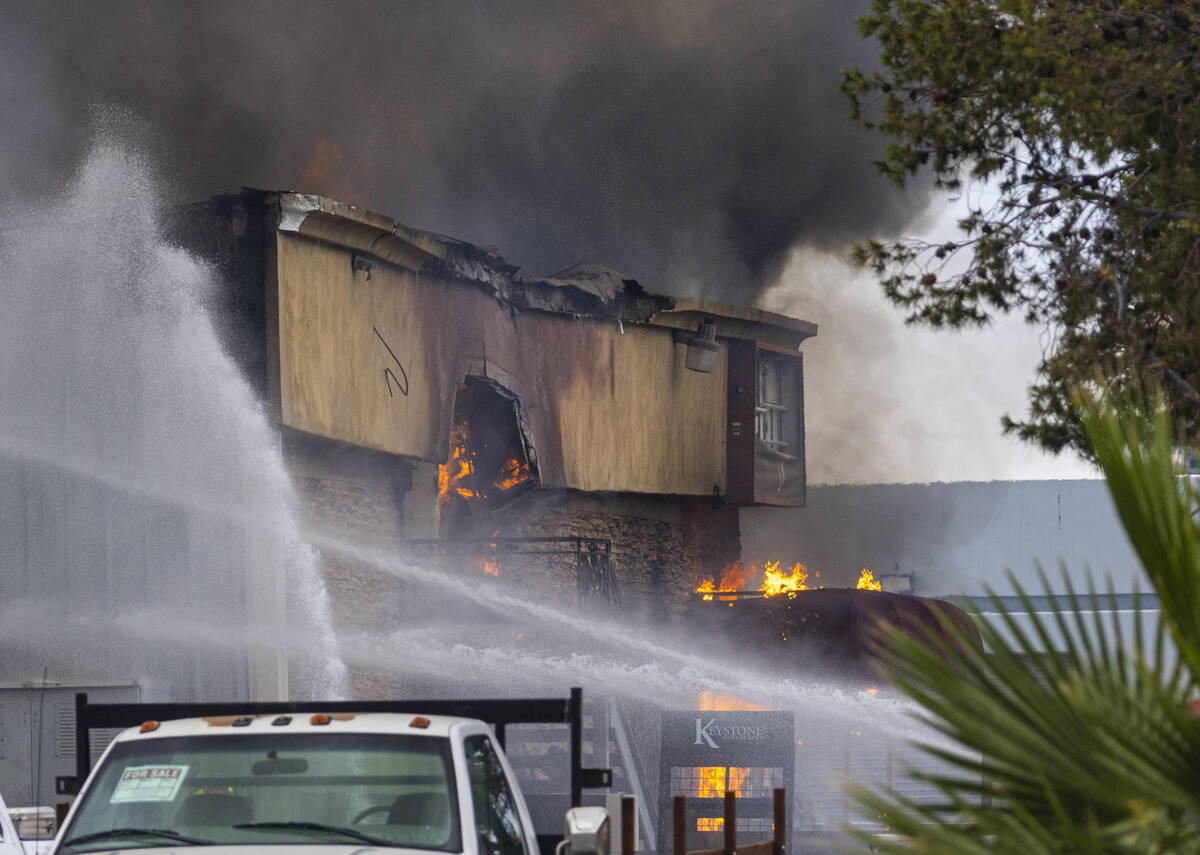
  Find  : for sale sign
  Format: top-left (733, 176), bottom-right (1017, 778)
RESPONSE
top-left (110, 765), bottom-right (189, 803)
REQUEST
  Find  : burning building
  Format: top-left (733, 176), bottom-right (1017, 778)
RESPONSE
top-left (169, 188), bottom-right (818, 696)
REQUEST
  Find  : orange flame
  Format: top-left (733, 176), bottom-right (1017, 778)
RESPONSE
top-left (477, 530), bottom-right (501, 577)
top-left (299, 139), bottom-right (360, 204)
top-left (438, 423), bottom-right (479, 502)
top-left (494, 456), bottom-right (531, 492)
top-left (695, 766), bottom-right (751, 829)
top-left (693, 693), bottom-right (767, 831)
top-left (760, 561), bottom-right (811, 596)
top-left (697, 691), bottom-right (769, 711)
top-left (695, 766), bottom-right (750, 798)
top-left (438, 423), bottom-right (531, 503)
top-left (695, 559), bottom-right (820, 599)
top-left (856, 568), bottom-right (882, 591)
top-left (697, 563), bottom-right (756, 600)
top-left (696, 560), bottom-right (884, 597)
top-left (721, 562), bottom-right (754, 591)
top-left (697, 767), bottom-right (723, 799)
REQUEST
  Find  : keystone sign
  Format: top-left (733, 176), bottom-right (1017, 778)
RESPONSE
top-left (657, 710), bottom-right (795, 850)
top-left (692, 719), bottom-right (770, 749)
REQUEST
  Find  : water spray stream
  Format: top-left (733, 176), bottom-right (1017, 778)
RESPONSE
top-left (338, 629), bottom-right (937, 743)
top-left (0, 138), bottom-right (346, 699)
top-left (303, 532), bottom-right (740, 674)
top-left (0, 346), bottom-right (941, 749)
top-left (304, 530), bottom-right (955, 753)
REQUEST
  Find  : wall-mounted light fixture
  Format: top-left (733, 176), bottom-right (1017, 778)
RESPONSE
top-left (672, 318), bottom-right (719, 373)
top-left (352, 253), bottom-right (375, 281)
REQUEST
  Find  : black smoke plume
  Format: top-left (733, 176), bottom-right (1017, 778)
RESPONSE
top-left (2, 0), bottom-right (925, 301)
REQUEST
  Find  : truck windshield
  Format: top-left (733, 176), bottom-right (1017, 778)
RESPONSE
top-left (60, 732), bottom-right (461, 852)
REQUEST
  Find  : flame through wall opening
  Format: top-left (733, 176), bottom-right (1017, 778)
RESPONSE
top-left (438, 376), bottom-right (538, 532)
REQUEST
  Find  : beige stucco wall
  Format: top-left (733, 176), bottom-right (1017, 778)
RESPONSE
top-left (515, 314), bottom-right (727, 494)
top-left (274, 232), bottom-right (727, 495)
top-left (276, 231), bottom-right (467, 461)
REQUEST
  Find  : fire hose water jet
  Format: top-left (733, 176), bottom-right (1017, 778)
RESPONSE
top-left (335, 628), bottom-right (938, 743)
top-left (0, 136), bottom-right (346, 700)
top-left (302, 525), bottom-right (957, 757)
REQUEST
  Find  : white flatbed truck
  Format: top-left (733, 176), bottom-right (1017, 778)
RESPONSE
top-left (50, 690), bottom-right (612, 855)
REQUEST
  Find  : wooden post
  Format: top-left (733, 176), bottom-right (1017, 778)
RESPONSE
top-left (723, 791), bottom-right (737, 855)
top-left (886, 743), bottom-right (895, 798)
top-left (622, 795), bottom-right (636, 855)
top-left (673, 795), bottom-right (686, 855)
top-left (772, 788), bottom-right (786, 855)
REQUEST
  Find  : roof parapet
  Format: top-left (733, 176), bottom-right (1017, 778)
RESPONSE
top-left (268, 192), bottom-right (817, 343)
top-left (276, 192), bottom-right (447, 271)
top-left (651, 297), bottom-right (818, 350)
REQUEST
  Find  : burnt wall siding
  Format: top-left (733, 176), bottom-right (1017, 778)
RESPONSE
top-left (513, 314), bottom-right (728, 495)
top-left (273, 231), bottom-right (728, 495)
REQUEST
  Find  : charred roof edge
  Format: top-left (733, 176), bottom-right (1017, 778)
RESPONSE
top-left (651, 298), bottom-right (818, 349)
top-left (261, 191), bottom-right (817, 340)
top-left (275, 191), bottom-right (448, 271)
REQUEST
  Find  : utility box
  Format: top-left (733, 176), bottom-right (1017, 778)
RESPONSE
top-left (0, 682), bottom-right (143, 808)
top-left (8, 806), bottom-right (53, 838)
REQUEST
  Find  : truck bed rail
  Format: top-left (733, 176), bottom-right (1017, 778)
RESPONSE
top-left (72, 685), bottom-right (611, 850)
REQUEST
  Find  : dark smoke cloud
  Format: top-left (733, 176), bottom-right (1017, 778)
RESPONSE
top-left (2, 0), bottom-right (927, 301)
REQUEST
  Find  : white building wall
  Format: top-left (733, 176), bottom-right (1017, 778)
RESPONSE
top-left (740, 480), bottom-right (1143, 597)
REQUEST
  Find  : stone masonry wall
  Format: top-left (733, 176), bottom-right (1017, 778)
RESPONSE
top-left (283, 429), bottom-right (741, 696)
top-left (283, 429), bottom-right (437, 698)
top-left (464, 489), bottom-right (742, 629)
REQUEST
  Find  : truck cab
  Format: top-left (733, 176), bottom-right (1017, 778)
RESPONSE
top-left (52, 711), bottom-right (567, 855)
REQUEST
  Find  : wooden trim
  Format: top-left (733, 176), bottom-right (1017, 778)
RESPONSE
top-left (670, 787), bottom-right (788, 855)
top-left (725, 339), bottom-right (757, 506)
top-left (753, 340), bottom-right (804, 357)
top-left (674, 796), bottom-right (687, 855)
top-left (751, 496), bottom-right (805, 508)
top-left (723, 791), bottom-right (736, 855)
top-left (622, 796), bottom-right (636, 855)
top-left (773, 786), bottom-right (786, 855)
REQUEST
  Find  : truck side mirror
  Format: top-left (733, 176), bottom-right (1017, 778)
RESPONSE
top-left (558, 807), bottom-right (610, 855)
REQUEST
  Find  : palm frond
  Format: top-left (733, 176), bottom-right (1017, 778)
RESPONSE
top-left (850, 384), bottom-right (1200, 853)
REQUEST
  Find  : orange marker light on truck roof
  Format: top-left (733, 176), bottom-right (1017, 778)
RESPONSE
top-left (139, 721), bottom-right (159, 732)
top-left (310, 714), bottom-right (332, 726)
top-left (409, 716), bottom-right (431, 729)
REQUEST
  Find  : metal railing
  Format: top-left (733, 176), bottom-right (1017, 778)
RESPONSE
top-left (407, 537), bottom-right (621, 609)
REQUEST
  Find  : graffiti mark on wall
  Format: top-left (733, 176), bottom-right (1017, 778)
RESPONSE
top-left (372, 326), bottom-right (409, 398)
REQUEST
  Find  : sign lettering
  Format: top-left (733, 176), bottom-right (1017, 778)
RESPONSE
top-left (694, 718), bottom-right (769, 748)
